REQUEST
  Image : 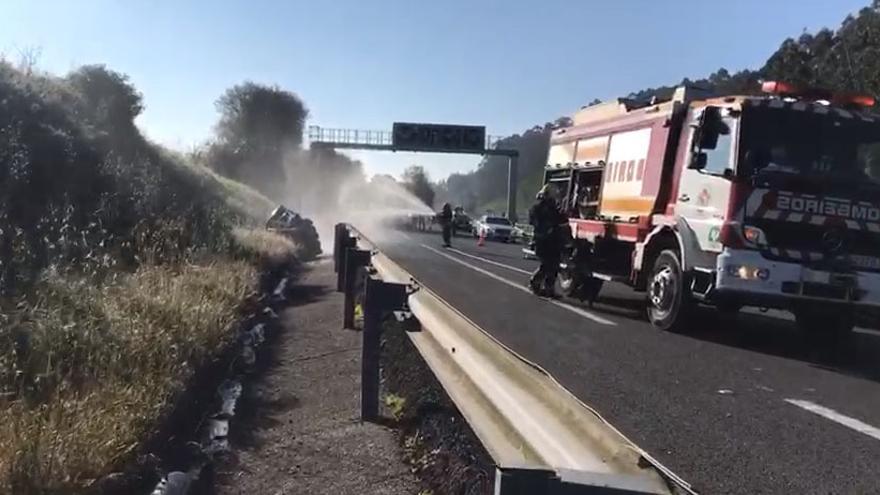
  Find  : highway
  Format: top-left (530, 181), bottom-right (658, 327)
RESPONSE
top-left (370, 228), bottom-right (880, 494)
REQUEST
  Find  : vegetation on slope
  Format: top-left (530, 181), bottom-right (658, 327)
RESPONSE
top-left (0, 60), bottom-right (296, 493)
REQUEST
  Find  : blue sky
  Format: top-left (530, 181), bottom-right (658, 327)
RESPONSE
top-left (0, 0), bottom-right (867, 180)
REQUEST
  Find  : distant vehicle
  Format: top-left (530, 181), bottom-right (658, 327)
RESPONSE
top-left (540, 81), bottom-right (880, 335)
top-left (452, 207), bottom-right (472, 234)
top-left (473, 215), bottom-right (514, 242)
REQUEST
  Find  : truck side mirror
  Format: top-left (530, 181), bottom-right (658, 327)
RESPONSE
top-left (690, 151), bottom-right (708, 170)
top-left (698, 129), bottom-right (720, 150)
top-left (696, 106), bottom-right (722, 150)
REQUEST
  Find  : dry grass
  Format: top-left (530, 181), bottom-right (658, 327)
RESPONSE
top-left (213, 171), bottom-right (276, 222)
top-left (232, 227), bottom-right (300, 263)
top-left (0, 259), bottom-right (255, 493)
top-left (0, 58), bottom-right (295, 494)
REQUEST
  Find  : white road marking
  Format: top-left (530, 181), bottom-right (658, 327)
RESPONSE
top-left (785, 399), bottom-right (880, 442)
top-left (446, 247), bottom-right (532, 275)
top-left (855, 327), bottom-right (880, 338)
top-left (421, 244), bottom-right (615, 326)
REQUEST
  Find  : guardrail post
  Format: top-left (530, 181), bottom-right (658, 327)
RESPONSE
top-left (336, 235), bottom-right (357, 292)
top-left (333, 223), bottom-right (347, 274)
top-left (362, 276), bottom-right (408, 421)
top-left (343, 248), bottom-right (371, 329)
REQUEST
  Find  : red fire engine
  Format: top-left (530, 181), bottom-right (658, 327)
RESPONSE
top-left (541, 83), bottom-right (880, 333)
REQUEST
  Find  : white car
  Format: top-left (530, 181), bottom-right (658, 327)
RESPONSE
top-left (472, 216), bottom-right (514, 242)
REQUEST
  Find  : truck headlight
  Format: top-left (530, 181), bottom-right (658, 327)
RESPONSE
top-left (743, 225), bottom-right (768, 247)
top-left (726, 265), bottom-right (771, 280)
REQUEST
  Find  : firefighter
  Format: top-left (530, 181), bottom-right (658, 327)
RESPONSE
top-left (528, 185), bottom-right (566, 297)
top-left (437, 203), bottom-right (453, 247)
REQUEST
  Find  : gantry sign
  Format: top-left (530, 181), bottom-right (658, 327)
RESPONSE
top-left (308, 123), bottom-right (520, 221)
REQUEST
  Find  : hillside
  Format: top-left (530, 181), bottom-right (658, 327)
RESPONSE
top-left (0, 60), bottom-right (296, 493)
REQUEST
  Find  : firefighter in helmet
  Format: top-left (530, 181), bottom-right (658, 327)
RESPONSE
top-left (528, 185), bottom-right (567, 297)
top-left (437, 203), bottom-right (453, 247)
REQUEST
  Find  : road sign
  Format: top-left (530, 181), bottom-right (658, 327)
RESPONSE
top-left (310, 124), bottom-right (517, 221)
top-left (392, 122), bottom-right (486, 153)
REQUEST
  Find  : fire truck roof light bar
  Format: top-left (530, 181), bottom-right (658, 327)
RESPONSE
top-left (761, 81), bottom-right (875, 107)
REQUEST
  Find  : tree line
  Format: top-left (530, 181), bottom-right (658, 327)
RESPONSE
top-left (438, 1), bottom-right (880, 216)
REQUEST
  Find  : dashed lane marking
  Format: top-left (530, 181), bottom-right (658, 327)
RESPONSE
top-left (785, 399), bottom-right (880, 442)
top-left (855, 327), bottom-right (880, 338)
top-left (421, 244), bottom-right (615, 326)
top-left (446, 247), bottom-right (532, 275)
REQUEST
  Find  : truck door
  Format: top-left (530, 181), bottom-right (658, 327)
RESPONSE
top-left (676, 107), bottom-right (737, 254)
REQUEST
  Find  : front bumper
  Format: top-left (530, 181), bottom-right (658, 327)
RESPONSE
top-left (714, 249), bottom-right (880, 309)
top-left (486, 230), bottom-right (511, 241)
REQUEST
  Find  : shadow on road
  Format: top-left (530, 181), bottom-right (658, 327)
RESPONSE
top-left (583, 289), bottom-right (880, 384)
top-left (692, 308), bottom-right (880, 384)
top-left (392, 230), bottom-right (880, 384)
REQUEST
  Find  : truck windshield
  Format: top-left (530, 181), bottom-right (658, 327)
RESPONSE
top-left (739, 106), bottom-right (880, 187)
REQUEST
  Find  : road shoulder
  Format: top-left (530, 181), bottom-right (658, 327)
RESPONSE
top-left (215, 259), bottom-right (420, 495)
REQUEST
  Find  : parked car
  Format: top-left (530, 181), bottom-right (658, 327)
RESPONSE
top-left (472, 215), bottom-right (514, 242)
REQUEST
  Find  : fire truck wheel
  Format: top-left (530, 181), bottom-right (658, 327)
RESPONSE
top-left (647, 249), bottom-right (694, 332)
top-left (794, 306), bottom-right (855, 336)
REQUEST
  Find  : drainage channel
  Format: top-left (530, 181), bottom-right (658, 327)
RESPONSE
top-left (145, 277), bottom-right (291, 495)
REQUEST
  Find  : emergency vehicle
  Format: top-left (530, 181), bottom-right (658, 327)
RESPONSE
top-left (542, 82), bottom-right (880, 333)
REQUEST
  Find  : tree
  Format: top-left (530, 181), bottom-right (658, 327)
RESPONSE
top-left (215, 82), bottom-right (308, 151)
top-left (207, 82), bottom-right (308, 199)
top-left (402, 165), bottom-right (435, 208)
top-left (66, 65), bottom-right (144, 140)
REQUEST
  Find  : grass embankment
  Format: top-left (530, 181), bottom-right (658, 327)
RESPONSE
top-left (0, 61), bottom-right (305, 493)
top-left (0, 261), bottom-right (254, 488)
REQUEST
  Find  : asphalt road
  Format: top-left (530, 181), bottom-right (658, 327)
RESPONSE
top-left (367, 227), bottom-right (880, 495)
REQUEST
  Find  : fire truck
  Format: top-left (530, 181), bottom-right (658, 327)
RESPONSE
top-left (542, 82), bottom-right (880, 334)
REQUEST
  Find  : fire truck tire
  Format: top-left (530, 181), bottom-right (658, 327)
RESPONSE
top-left (794, 307), bottom-right (855, 336)
top-left (647, 249), bottom-right (694, 332)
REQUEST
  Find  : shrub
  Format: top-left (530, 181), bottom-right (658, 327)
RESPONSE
top-left (0, 62), bottom-right (243, 295)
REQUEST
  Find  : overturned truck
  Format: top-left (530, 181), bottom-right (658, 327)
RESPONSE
top-left (266, 205), bottom-right (322, 260)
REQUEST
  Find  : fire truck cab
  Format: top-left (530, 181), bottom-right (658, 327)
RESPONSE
top-left (544, 83), bottom-right (880, 334)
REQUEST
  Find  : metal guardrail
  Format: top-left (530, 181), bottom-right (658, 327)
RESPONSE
top-left (333, 224), bottom-right (694, 495)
